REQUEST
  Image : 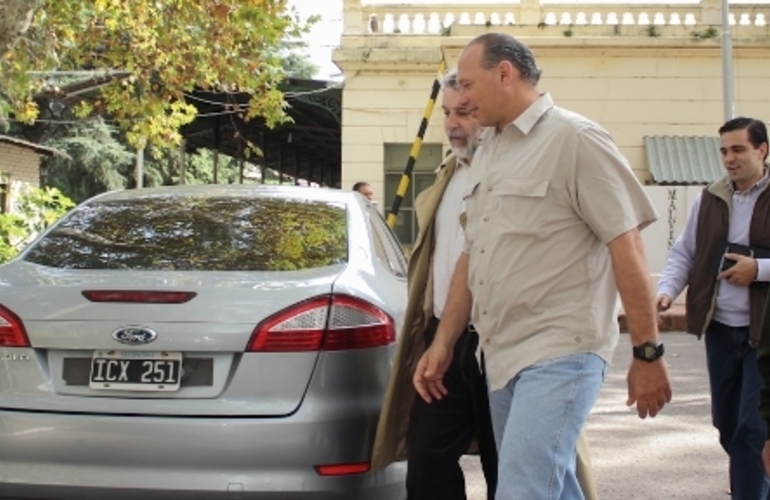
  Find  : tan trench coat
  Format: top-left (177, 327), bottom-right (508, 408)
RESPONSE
top-left (370, 154), bottom-right (599, 500)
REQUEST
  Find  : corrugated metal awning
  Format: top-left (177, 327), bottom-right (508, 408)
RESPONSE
top-left (644, 136), bottom-right (724, 185)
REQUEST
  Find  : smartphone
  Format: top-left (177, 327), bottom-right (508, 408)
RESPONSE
top-left (719, 244), bottom-right (754, 273)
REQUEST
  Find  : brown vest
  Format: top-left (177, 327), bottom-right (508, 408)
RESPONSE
top-left (686, 179), bottom-right (770, 346)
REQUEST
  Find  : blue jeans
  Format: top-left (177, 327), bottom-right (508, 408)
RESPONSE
top-left (705, 321), bottom-right (770, 500)
top-left (488, 353), bottom-right (606, 500)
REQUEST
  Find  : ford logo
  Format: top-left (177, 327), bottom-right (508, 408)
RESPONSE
top-left (112, 327), bottom-right (158, 345)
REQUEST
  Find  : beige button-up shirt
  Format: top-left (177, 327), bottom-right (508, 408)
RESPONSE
top-left (463, 93), bottom-right (657, 391)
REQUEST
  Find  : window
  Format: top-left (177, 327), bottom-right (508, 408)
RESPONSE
top-left (384, 143), bottom-right (443, 245)
top-left (367, 205), bottom-right (407, 279)
top-left (23, 196), bottom-right (348, 271)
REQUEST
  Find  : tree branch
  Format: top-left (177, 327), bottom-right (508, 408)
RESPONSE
top-left (0, 0), bottom-right (41, 58)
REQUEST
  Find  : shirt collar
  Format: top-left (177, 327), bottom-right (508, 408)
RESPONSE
top-left (726, 167), bottom-right (770, 195)
top-left (510, 93), bottom-right (555, 136)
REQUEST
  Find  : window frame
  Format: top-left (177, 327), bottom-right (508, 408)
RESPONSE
top-left (384, 143), bottom-right (443, 245)
top-left (366, 204), bottom-right (407, 279)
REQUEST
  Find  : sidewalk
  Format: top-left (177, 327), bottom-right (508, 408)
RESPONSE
top-left (618, 303), bottom-right (686, 332)
top-left (463, 332), bottom-right (726, 499)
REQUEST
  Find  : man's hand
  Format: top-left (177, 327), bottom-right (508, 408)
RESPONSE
top-left (763, 441), bottom-right (770, 476)
top-left (656, 294), bottom-right (672, 313)
top-left (717, 253), bottom-right (757, 286)
top-left (655, 294), bottom-right (672, 328)
top-left (627, 359), bottom-right (672, 418)
top-left (413, 340), bottom-right (453, 403)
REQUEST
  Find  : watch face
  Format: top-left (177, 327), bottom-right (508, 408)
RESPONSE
top-left (644, 345), bottom-right (657, 359)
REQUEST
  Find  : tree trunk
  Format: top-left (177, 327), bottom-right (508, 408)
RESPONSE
top-left (0, 0), bottom-right (41, 58)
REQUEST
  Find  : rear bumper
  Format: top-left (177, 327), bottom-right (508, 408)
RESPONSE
top-left (0, 409), bottom-right (406, 500)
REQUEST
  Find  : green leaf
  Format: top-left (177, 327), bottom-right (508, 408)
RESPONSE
top-left (1, 0), bottom-right (317, 149)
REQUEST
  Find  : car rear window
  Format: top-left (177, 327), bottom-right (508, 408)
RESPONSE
top-left (23, 196), bottom-right (348, 271)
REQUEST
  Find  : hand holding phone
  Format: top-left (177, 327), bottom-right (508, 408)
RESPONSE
top-left (719, 244), bottom-right (754, 273)
top-left (717, 243), bottom-right (758, 286)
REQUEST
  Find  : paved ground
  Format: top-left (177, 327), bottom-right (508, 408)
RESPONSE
top-left (462, 332), bottom-right (729, 499)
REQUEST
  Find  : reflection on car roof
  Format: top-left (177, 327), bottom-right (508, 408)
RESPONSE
top-left (92, 185), bottom-right (354, 204)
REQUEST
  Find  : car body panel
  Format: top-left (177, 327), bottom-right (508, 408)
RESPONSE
top-left (0, 350), bottom-right (405, 499)
top-left (0, 185), bottom-right (408, 498)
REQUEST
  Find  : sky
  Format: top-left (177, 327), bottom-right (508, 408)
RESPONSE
top-left (288, 0), bottom-right (344, 79)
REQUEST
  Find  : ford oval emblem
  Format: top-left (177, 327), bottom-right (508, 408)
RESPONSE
top-left (112, 327), bottom-right (158, 345)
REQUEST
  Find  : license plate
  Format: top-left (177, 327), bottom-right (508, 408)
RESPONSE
top-left (89, 351), bottom-right (182, 391)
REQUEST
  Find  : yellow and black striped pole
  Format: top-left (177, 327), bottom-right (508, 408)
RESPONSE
top-left (386, 59), bottom-right (448, 229)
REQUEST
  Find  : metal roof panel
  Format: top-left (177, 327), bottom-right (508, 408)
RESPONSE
top-left (644, 135), bottom-right (723, 185)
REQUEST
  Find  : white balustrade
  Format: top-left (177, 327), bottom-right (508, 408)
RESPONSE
top-left (356, 3), bottom-right (770, 34)
top-left (382, 13), bottom-right (394, 33)
top-left (397, 13), bottom-right (410, 33)
top-left (413, 13), bottom-right (426, 33)
top-left (428, 13), bottom-right (441, 33)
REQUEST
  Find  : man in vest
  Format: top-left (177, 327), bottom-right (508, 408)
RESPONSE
top-left (658, 117), bottom-right (770, 499)
top-left (371, 68), bottom-right (598, 500)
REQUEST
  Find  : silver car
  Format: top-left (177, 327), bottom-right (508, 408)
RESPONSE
top-left (0, 185), bottom-right (408, 499)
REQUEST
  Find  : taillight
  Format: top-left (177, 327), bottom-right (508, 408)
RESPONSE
top-left (323, 295), bottom-right (396, 350)
top-left (315, 462), bottom-right (371, 476)
top-left (82, 290), bottom-right (197, 304)
top-left (248, 296), bottom-right (329, 352)
top-left (0, 304), bottom-right (30, 348)
top-left (247, 294), bottom-right (395, 353)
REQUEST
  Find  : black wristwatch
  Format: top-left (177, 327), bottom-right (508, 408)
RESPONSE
top-left (633, 341), bottom-right (665, 362)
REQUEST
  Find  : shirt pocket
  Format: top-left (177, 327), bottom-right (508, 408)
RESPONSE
top-left (461, 181), bottom-right (481, 239)
top-left (495, 177), bottom-right (549, 237)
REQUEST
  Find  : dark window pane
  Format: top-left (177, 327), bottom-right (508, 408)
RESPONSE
top-left (413, 173), bottom-right (435, 199)
top-left (24, 197), bottom-right (348, 271)
top-left (385, 174), bottom-right (413, 210)
top-left (386, 208), bottom-right (413, 245)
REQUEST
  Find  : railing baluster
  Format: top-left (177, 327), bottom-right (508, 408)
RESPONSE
top-left (355, 2), bottom-right (770, 35)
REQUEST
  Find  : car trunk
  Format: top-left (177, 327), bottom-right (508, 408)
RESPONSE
top-left (0, 262), bottom-right (345, 417)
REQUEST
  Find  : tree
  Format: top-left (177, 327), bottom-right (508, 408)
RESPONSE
top-left (0, 0), bottom-right (314, 150)
top-left (280, 41), bottom-right (318, 80)
top-left (42, 117), bottom-right (134, 203)
top-left (0, 1), bottom-right (41, 58)
top-left (0, 184), bottom-right (74, 263)
top-left (140, 147), bottom-right (242, 187)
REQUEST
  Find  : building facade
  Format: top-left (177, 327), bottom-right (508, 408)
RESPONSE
top-left (333, 0), bottom-right (770, 252)
top-left (0, 135), bottom-right (61, 213)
